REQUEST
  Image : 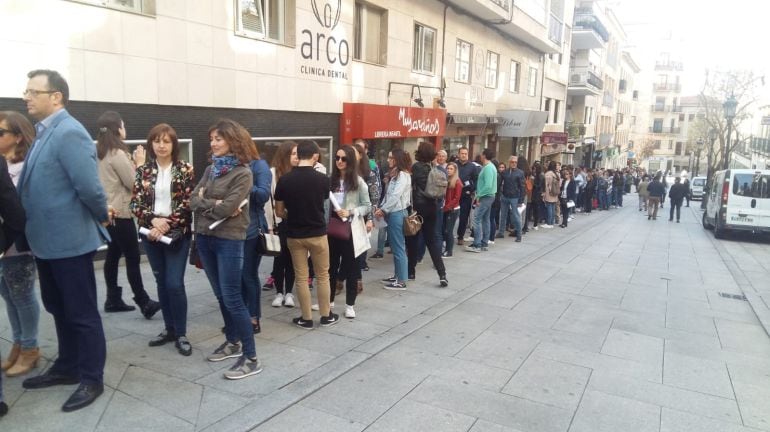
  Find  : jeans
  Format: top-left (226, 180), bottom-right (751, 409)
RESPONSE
top-left (669, 200), bottom-right (682, 221)
top-left (241, 237), bottom-right (263, 319)
top-left (143, 236), bottom-right (190, 336)
top-left (442, 209), bottom-right (459, 254)
top-left (498, 196), bottom-right (522, 238)
top-left (104, 218), bottom-right (149, 304)
top-left (471, 196), bottom-right (494, 248)
top-left (615, 188), bottom-right (624, 207)
top-left (287, 235), bottom-right (331, 319)
top-left (434, 200), bottom-right (444, 242)
top-left (545, 202), bottom-right (556, 225)
top-left (456, 194), bottom-right (472, 241)
top-left (386, 209), bottom-right (408, 282)
top-left (376, 226), bottom-right (387, 255)
top-left (407, 201), bottom-right (446, 279)
top-left (328, 236), bottom-right (359, 306)
top-left (196, 235), bottom-right (255, 359)
top-left (598, 190), bottom-right (608, 210)
top-left (0, 255), bottom-right (39, 349)
top-left (531, 197), bottom-right (542, 227)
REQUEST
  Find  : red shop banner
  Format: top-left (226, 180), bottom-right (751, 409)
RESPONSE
top-left (340, 103), bottom-right (447, 144)
top-left (540, 132), bottom-right (568, 145)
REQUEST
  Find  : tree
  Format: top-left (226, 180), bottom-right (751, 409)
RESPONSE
top-left (638, 136), bottom-right (657, 160)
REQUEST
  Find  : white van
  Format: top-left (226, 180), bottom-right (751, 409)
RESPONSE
top-left (702, 169), bottom-right (770, 238)
top-left (690, 176), bottom-right (707, 200)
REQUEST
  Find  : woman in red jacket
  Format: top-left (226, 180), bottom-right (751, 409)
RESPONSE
top-left (441, 162), bottom-right (463, 258)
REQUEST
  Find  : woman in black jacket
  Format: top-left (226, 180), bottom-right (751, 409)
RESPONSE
top-left (559, 168), bottom-right (578, 228)
top-left (405, 142), bottom-right (447, 287)
top-left (583, 170), bottom-right (596, 213)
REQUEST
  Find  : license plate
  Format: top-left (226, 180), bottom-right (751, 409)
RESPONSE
top-left (731, 216), bottom-right (753, 223)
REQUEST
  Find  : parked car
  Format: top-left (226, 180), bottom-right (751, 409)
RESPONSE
top-left (690, 176), bottom-right (707, 200)
top-left (702, 169), bottom-right (770, 238)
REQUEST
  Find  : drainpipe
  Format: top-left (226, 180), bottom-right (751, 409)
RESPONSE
top-left (538, 53), bottom-right (546, 162)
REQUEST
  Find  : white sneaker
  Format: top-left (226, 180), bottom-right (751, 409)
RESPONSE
top-left (271, 294), bottom-right (284, 307)
top-left (283, 293), bottom-right (295, 308)
top-left (488, 240), bottom-right (495, 245)
top-left (534, 226), bottom-right (539, 231)
top-left (542, 224), bottom-right (554, 229)
top-left (568, 217), bottom-right (574, 222)
top-left (345, 305), bottom-right (356, 319)
top-left (311, 302), bottom-right (334, 311)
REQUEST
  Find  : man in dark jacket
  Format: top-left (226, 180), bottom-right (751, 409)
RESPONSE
top-left (497, 156), bottom-right (525, 241)
top-left (456, 147), bottom-right (479, 245)
top-left (668, 177), bottom-right (688, 223)
top-left (646, 175), bottom-right (665, 220)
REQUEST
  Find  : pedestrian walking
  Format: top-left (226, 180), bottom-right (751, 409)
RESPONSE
top-left (647, 174), bottom-right (665, 220)
top-left (465, 148), bottom-right (497, 252)
top-left (668, 177), bottom-right (688, 223)
top-left (374, 148), bottom-right (412, 290)
top-left (683, 177), bottom-right (691, 207)
top-left (132, 124), bottom-right (194, 356)
top-left (637, 175), bottom-right (649, 212)
top-left (0, 111), bottom-right (40, 378)
top-left (442, 162), bottom-right (462, 257)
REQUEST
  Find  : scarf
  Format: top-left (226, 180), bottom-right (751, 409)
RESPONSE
top-left (210, 155), bottom-right (240, 179)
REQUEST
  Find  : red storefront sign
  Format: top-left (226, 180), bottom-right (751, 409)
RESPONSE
top-left (340, 103), bottom-right (447, 144)
top-left (540, 132), bottom-right (568, 145)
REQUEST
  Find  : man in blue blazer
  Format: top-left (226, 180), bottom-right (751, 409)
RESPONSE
top-left (16, 70), bottom-right (111, 412)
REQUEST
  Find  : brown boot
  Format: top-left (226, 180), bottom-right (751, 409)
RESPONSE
top-left (6, 347), bottom-right (40, 377)
top-left (1, 343), bottom-right (20, 371)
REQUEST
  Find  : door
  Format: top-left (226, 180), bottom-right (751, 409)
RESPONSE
top-left (727, 171), bottom-right (770, 229)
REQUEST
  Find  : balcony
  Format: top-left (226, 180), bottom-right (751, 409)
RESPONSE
top-left (602, 91), bottom-right (614, 108)
top-left (568, 67), bottom-right (603, 95)
top-left (572, 10), bottom-right (609, 50)
top-left (649, 105), bottom-right (683, 113)
top-left (648, 127), bottom-right (682, 134)
top-left (653, 83), bottom-right (682, 92)
top-left (654, 61), bottom-right (684, 71)
top-left (549, 12), bottom-right (563, 45)
top-left (567, 123), bottom-right (587, 140)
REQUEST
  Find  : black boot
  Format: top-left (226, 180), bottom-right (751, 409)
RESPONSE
top-left (104, 287), bottom-right (136, 312)
top-left (136, 297), bottom-right (161, 320)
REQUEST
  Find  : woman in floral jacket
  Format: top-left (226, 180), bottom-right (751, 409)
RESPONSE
top-left (131, 123), bottom-right (195, 356)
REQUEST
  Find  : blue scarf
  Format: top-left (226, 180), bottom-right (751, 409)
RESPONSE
top-left (210, 155), bottom-right (240, 179)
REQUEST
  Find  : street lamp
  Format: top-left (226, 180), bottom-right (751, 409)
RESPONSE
top-left (723, 94), bottom-right (738, 170)
top-left (703, 129), bottom-right (717, 210)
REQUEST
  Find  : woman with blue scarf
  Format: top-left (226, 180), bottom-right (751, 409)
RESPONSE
top-left (191, 119), bottom-right (261, 380)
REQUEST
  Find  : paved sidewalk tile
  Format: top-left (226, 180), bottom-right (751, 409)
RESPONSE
top-left (569, 390), bottom-right (660, 432)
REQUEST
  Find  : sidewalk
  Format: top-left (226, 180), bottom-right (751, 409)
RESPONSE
top-left (2, 197), bottom-right (770, 432)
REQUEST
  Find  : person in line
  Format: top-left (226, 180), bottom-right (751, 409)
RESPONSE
top-left (326, 145), bottom-right (370, 318)
top-left (433, 149), bottom-right (448, 243)
top-left (406, 142), bottom-right (448, 287)
top-left (647, 174), bottom-right (665, 220)
top-left (637, 175), bottom-right (649, 212)
top-left (353, 143), bottom-right (379, 281)
top-left (374, 149), bottom-right (412, 290)
top-left (465, 148), bottom-right (497, 253)
top-left (0, 154), bottom-right (26, 417)
top-left (559, 168), bottom-right (577, 228)
top-left (596, 170), bottom-right (609, 211)
top-left (530, 162), bottom-right (544, 230)
top-left (95, 111), bottom-right (160, 318)
top-left (518, 156), bottom-right (532, 234)
top-left (274, 140), bottom-right (337, 327)
top-left (489, 161), bottom-right (504, 244)
top-left (613, 171), bottom-right (624, 207)
top-left (192, 119), bottom-right (262, 380)
top-left (455, 147), bottom-right (477, 245)
top-left (542, 161), bottom-right (560, 227)
top-left (18, 69), bottom-right (110, 412)
top-left (441, 162), bottom-right (462, 258)
top-left (497, 155), bottom-right (525, 242)
top-left (242, 141), bottom-right (271, 333)
top-left (132, 124), bottom-right (194, 356)
top-left (668, 177), bottom-right (688, 223)
top-left (0, 111), bottom-right (40, 378)
top-left (583, 169), bottom-right (596, 214)
top-left (265, 141), bottom-right (298, 308)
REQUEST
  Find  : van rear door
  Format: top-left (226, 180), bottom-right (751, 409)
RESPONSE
top-left (727, 172), bottom-right (770, 229)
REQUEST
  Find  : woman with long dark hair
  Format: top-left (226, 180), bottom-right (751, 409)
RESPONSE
top-left (559, 168), bottom-right (577, 228)
top-left (530, 162), bottom-right (544, 230)
top-left (192, 119), bottom-right (261, 379)
top-left (96, 111), bottom-right (160, 318)
top-left (132, 124), bottom-right (194, 355)
top-left (374, 148), bottom-right (412, 290)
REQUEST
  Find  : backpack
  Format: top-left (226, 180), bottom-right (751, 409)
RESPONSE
top-left (423, 164), bottom-right (448, 199)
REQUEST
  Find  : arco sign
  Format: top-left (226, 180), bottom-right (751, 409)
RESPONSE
top-left (299, 0), bottom-right (350, 80)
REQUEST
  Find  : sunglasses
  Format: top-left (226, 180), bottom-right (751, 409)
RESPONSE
top-left (0, 128), bottom-right (14, 137)
top-left (335, 156), bottom-right (347, 162)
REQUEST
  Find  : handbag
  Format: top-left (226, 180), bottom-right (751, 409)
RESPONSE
top-left (403, 210), bottom-right (423, 236)
top-left (351, 215), bottom-right (370, 257)
top-left (567, 200), bottom-right (575, 209)
top-left (188, 236), bottom-right (203, 269)
top-left (327, 214), bottom-right (352, 240)
top-left (259, 195), bottom-right (282, 257)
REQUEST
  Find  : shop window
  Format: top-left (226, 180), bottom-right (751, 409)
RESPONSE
top-left (236, 0), bottom-right (293, 43)
top-left (455, 39), bottom-right (472, 84)
top-left (485, 51), bottom-right (499, 88)
top-left (67, 0), bottom-right (154, 14)
top-left (509, 60), bottom-right (520, 93)
top-left (527, 66), bottom-right (538, 96)
top-left (412, 23), bottom-right (436, 73)
top-left (354, 2), bottom-right (388, 65)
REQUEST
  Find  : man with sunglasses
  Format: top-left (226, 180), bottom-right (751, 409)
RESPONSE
top-left (16, 70), bottom-right (111, 412)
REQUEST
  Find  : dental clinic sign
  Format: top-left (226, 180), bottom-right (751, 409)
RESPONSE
top-left (299, 0), bottom-right (350, 80)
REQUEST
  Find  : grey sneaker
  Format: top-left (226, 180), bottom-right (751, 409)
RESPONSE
top-left (223, 356), bottom-right (263, 380)
top-left (207, 341), bottom-right (242, 362)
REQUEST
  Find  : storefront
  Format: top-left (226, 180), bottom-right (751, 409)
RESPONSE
top-left (495, 109), bottom-right (549, 164)
top-left (340, 102), bottom-right (446, 167)
top-left (443, 113), bottom-right (491, 158)
top-left (540, 132), bottom-right (570, 165)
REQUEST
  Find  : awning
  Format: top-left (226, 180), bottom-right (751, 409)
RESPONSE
top-left (495, 109), bottom-right (549, 137)
top-left (583, 138), bottom-right (596, 145)
top-left (448, 113), bottom-right (489, 125)
top-left (340, 103), bottom-right (447, 143)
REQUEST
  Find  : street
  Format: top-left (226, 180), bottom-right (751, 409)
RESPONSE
top-left (2, 197), bottom-right (770, 432)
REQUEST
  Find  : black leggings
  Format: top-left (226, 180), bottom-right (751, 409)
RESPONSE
top-left (407, 201), bottom-right (446, 279)
top-left (328, 236), bottom-right (360, 306)
top-left (105, 218), bottom-right (149, 304)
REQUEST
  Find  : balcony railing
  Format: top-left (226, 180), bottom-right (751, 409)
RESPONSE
top-left (569, 67), bottom-right (604, 90)
top-left (650, 105), bottom-right (684, 113)
top-left (648, 127), bottom-right (681, 134)
top-left (567, 123), bottom-right (586, 140)
top-left (653, 83), bottom-right (682, 92)
top-left (549, 12), bottom-right (563, 44)
top-left (654, 61), bottom-right (683, 71)
top-left (573, 12), bottom-right (610, 42)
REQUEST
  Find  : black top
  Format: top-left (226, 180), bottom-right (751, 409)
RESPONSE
top-left (274, 166), bottom-right (330, 238)
top-left (457, 160), bottom-right (479, 195)
top-left (668, 183), bottom-right (688, 203)
top-left (0, 158), bottom-right (26, 253)
top-left (411, 162), bottom-right (432, 207)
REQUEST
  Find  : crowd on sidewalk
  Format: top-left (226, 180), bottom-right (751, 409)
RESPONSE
top-left (0, 69), bottom-right (694, 419)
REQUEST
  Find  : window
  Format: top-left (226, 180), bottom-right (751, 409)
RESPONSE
top-left (679, 114), bottom-right (685, 122)
top-left (675, 142), bottom-right (682, 154)
top-left (509, 60), bottom-right (521, 92)
top-left (653, 119), bottom-right (663, 133)
top-left (455, 39), bottom-right (472, 83)
top-left (544, 98), bottom-right (551, 120)
top-left (70, 0), bottom-right (153, 14)
top-left (733, 173), bottom-right (770, 198)
top-left (485, 51), bottom-right (499, 88)
top-left (236, 0), bottom-right (289, 42)
top-left (527, 66), bottom-right (538, 96)
top-left (354, 2), bottom-right (387, 64)
top-left (688, 114), bottom-right (695, 121)
top-left (412, 23), bottom-right (436, 73)
top-left (584, 106), bottom-right (593, 124)
top-left (554, 100), bottom-right (560, 124)
top-left (668, 140), bottom-right (674, 150)
top-left (654, 140), bottom-right (661, 149)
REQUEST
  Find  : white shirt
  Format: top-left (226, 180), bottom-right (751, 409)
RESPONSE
top-left (153, 164), bottom-right (173, 216)
top-left (561, 180), bottom-right (570, 199)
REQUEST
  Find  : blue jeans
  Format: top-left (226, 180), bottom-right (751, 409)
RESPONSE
top-left (0, 255), bottom-right (39, 349)
top-left (498, 196), bottom-right (522, 238)
top-left (471, 196), bottom-right (494, 248)
top-left (615, 188), bottom-right (623, 207)
top-left (434, 200), bottom-right (444, 241)
top-left (241, 237), bottom-right (262, 319)
top-left (545, 202), bottom-right (556, 225)
top-left (143, 236), bottom-right (190, 336)
top-left (197, 235), bottom-right (255, 358)
top-left (442, 209), bottom-right (459, 254)
top-left (376, 226), bottom-right (387, 255)
top-left (598, 190), bottom-right (608, 209)
top-left (386, 210), bottom-right (408, 282)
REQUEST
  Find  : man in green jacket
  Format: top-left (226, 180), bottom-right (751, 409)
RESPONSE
top-left (466, 148), bottom-right (497, 253)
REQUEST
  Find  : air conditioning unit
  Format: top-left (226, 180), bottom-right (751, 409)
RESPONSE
top-left (565, 143), bottom-right (576, 154)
